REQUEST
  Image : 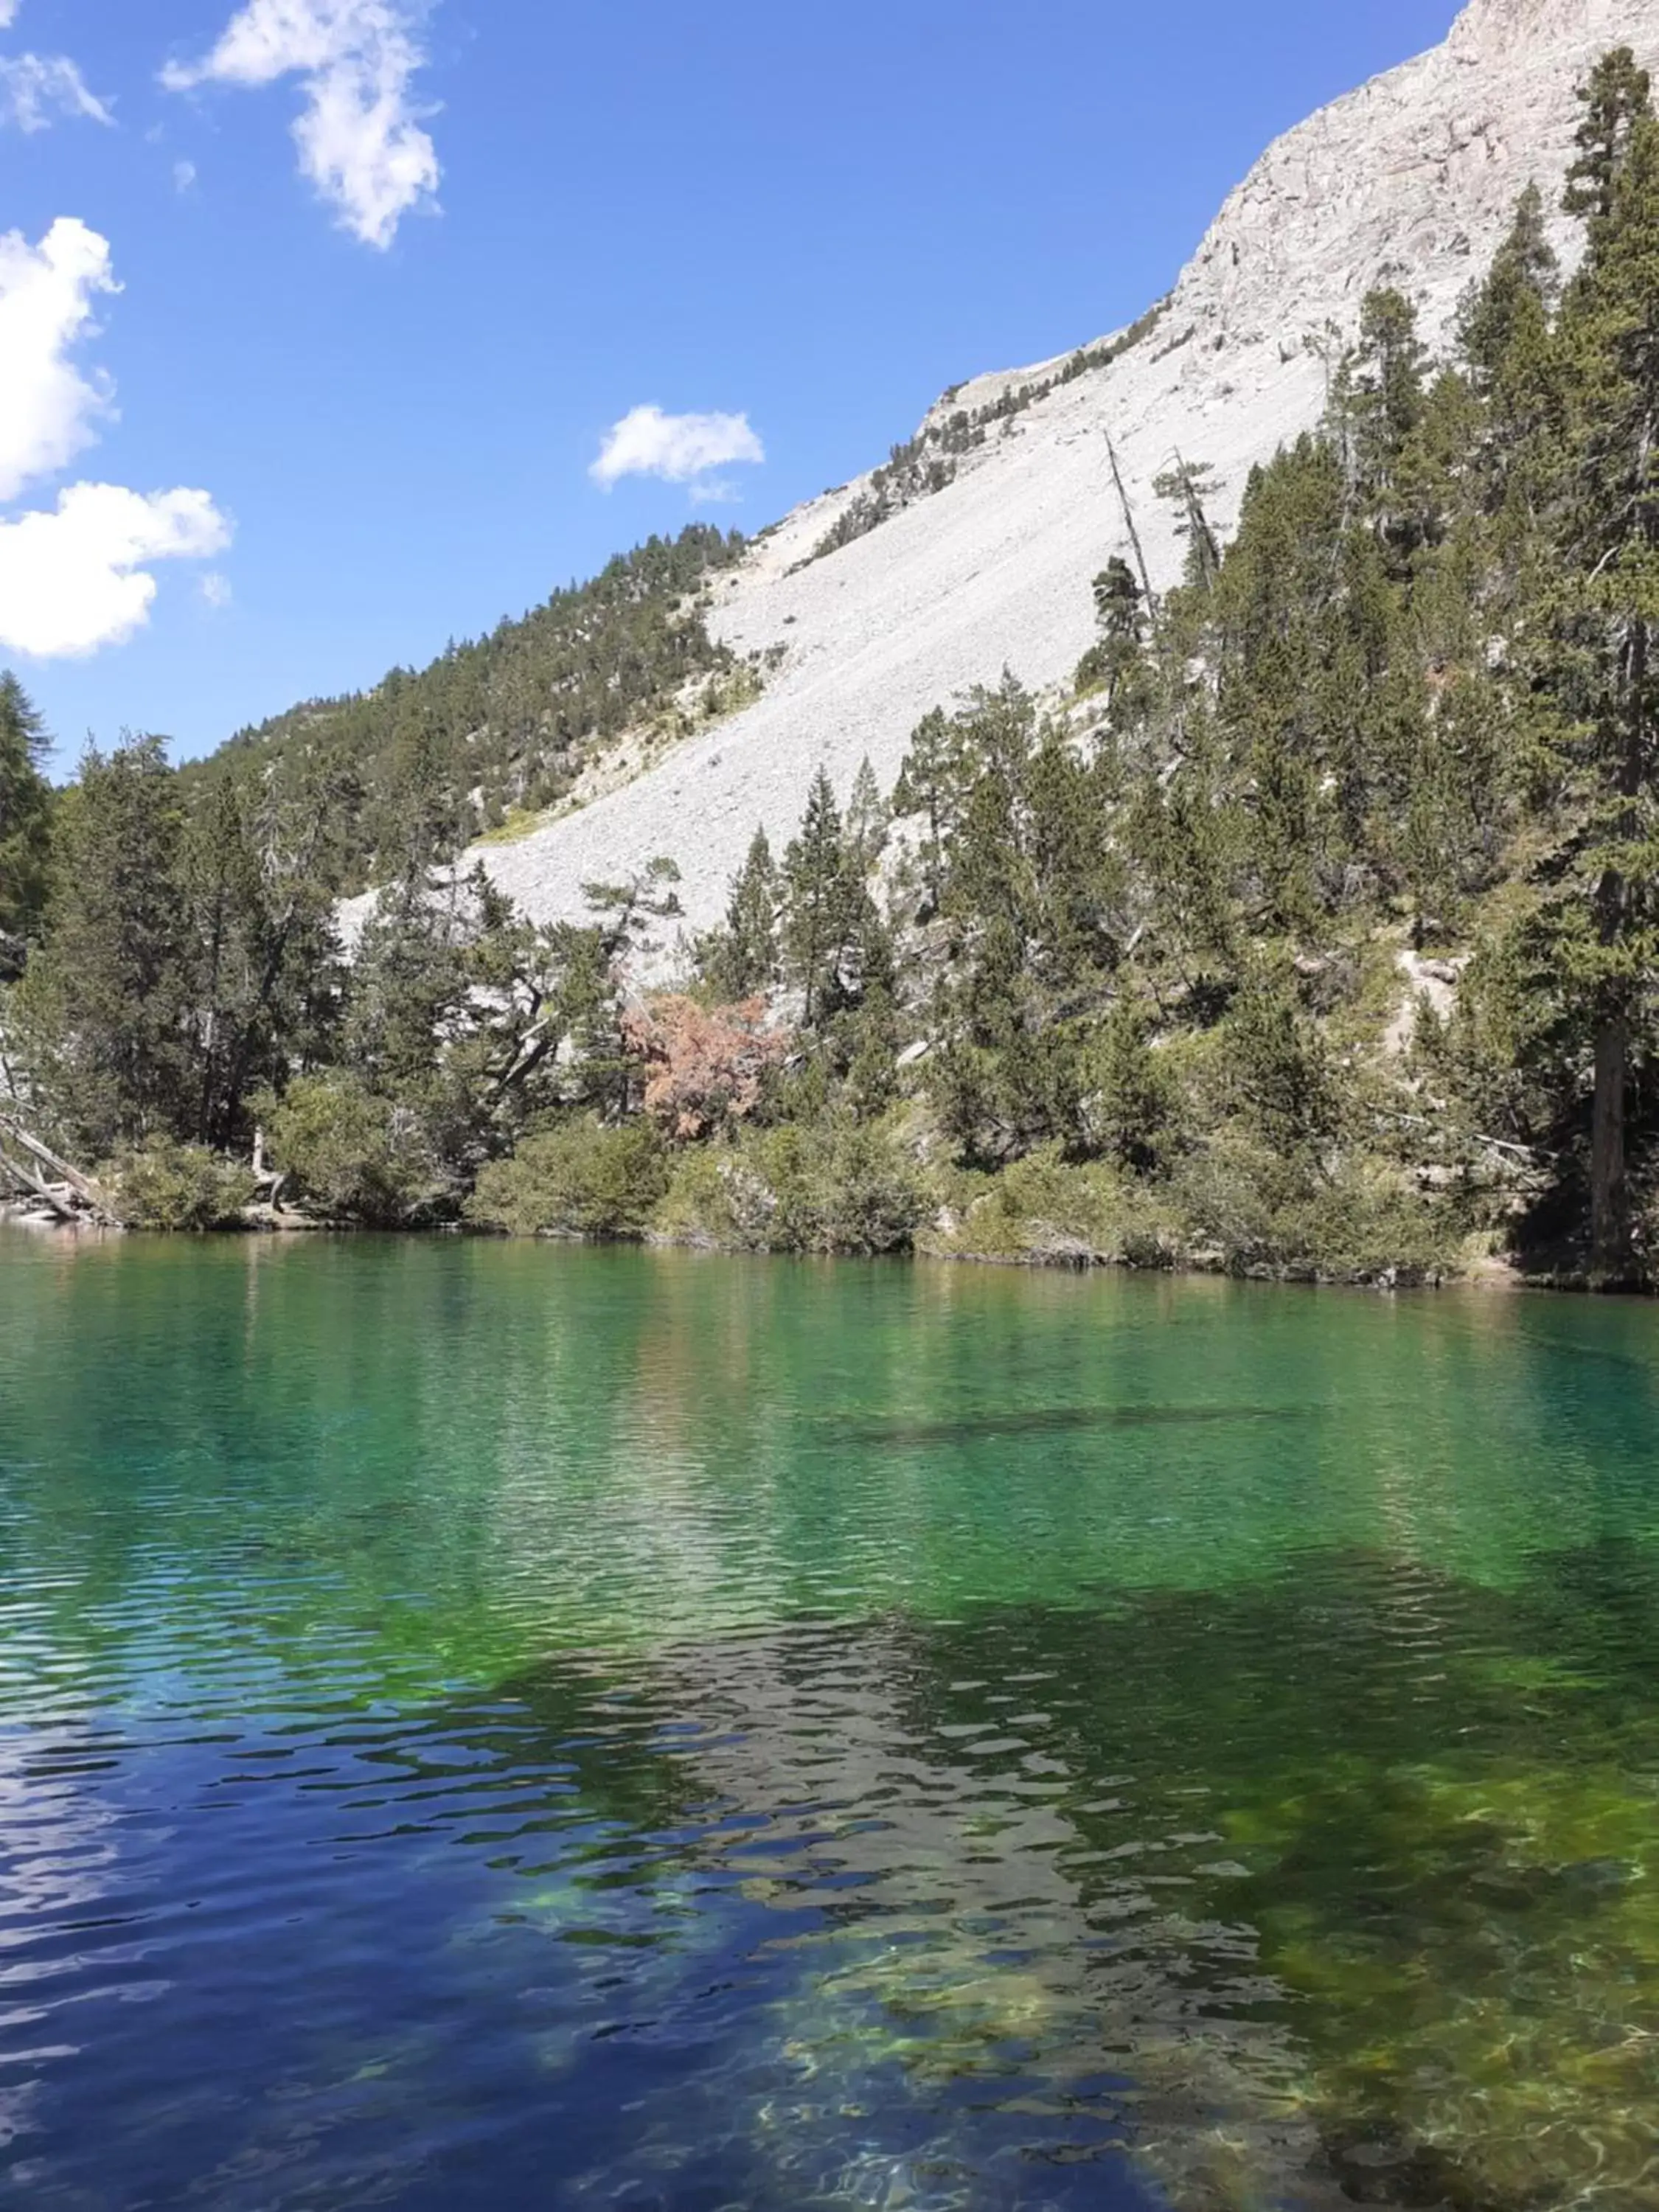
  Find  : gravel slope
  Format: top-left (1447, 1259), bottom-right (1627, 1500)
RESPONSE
top-left (465, 0), bottom-right (1659, 948)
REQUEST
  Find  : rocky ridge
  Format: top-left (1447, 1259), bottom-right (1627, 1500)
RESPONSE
top-left (465, 0), bottom-right (1659, 951)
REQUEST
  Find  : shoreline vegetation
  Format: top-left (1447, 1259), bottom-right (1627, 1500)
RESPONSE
top-left (7, 50), bottom-right (1659, 1295)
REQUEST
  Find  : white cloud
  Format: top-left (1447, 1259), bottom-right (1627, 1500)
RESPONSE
top-left (0, 218), bottom-right (116, 503)
top-left (174, 158), bottom-right (198, 192)
top-left (199, 569), bottom-right (233, 608)
top-left (0, 52), bottom-right (113, 132)
top-left (0, 220), bottom-right (231, 658)
top-left (0, 484), bottom-right (231, 658)
top-left (591, 406), bottom-right (765, 492)
top-left (0, 4), bottom-right (20, 27)
top-left (162, 0), bottom-right (439, 249)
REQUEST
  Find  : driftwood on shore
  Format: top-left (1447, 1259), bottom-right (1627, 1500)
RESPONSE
top-left (0, 1114), bottom-right (125, 1229)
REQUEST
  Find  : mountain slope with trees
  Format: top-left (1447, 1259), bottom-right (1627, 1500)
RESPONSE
top-left (192, 524), bottom-right (749, 891)
top-left (5, 46), bottom-right (1659, 1287)
top-left (400, 0), bottom-right (1659, 951)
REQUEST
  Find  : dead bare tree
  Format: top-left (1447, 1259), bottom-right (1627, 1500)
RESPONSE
top-left (0, 1113), bottom-right (125, 1228)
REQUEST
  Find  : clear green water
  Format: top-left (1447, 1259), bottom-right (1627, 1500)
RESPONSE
top-left (5, 1235), bottom-right (1659, 2211)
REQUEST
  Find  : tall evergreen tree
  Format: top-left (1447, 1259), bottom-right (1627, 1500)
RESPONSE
top-left (1082, 556), bottom-right (1148, 714)
top-left (846, 757), bottom-right (891, 874)
top-left (0, 672), bottom-right (53, 978)
top-left (1333, 290), bottom-right (1431, 554)
top-left (18, 735), bottom-right (190, 1155)
top-left (1537, 78), bottom-right (1659, 1273)
top-left (782, 769), bottom-right (858, 1027)
top-left (184, 760), bottom-right (347, 1147)
top-left (1152, 457), bottom-right (1223, 591)
top-left (1460, 184), bottom-right (1559, 392)
top-left (1458, 186), bottom-right (1565, 592)
top-left (1564, 46), bottom-right (1653, 220)
top-left (893, 709), bottom-right (972, 914)
top-left (707, 827), bottom-right (781, 999)
top-left (184, 771), bottom-right (268, 1146)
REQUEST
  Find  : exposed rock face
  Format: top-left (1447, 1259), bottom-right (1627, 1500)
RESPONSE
top-left (471, 0), bottom-right (1659, 948)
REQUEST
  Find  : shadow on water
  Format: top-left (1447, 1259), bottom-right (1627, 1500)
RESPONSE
top-left (835, 1405), bottom-right (1306, 1449)
top-left (7, 1537), bottom-right (1659, 2209)
top-left (465, 1540), bottom-right (1659, 2212)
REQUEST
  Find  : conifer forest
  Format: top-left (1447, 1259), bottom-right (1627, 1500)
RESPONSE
top-left (6, 49), bottom-right (1659, 1290)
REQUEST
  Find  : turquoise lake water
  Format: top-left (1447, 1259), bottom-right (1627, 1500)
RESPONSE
top-left (4, 1231), bottom-right (1659, 2209)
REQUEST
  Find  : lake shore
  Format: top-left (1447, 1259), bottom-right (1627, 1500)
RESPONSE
top-left (0, 1196), bottom-right (1572, 1293)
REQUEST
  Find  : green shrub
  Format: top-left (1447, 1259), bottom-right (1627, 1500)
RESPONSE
top-left (258, 1075), bottom-right (436, 1226)
top-left (653, 1146), bottom-right (765, 1248)
top-left (930, 1146), bottom-right (1180, 1268)
top-left (1170, 1133), bottom-right (1455, 1283)
top-left (467, 1118), bottom-right (668, 1239)
top-left (761, 1119), bottom-right (927, 1256)
top-left (108, 1138), bottom-right (257, 1231)
top-left (652, 1116), bottom-right (925, 1256)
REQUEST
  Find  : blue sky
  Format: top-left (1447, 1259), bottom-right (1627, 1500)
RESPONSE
top-left (3, 0), bottom-right (1460, 771)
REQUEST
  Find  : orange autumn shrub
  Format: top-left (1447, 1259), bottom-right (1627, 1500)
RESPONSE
top-left (622, 995), bottom-right (790, 1141)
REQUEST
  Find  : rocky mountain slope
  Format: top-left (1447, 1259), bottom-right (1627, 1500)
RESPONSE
top-left (468, 0), bottom-right (1659, 947)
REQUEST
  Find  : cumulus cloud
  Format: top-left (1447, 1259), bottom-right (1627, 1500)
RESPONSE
top-left (162, 0), bottom-right (439, 248)
top-left (174, 158), bottom-right (197, 192)
top-left (1, 52), bottom-right (112, 131)
top-left (0, 218), bottom-right (117, 503)
top-left (0, 220), bottom-right (231, 658)
top-left (591, 406), bottom-right (765, 493)
top-left (0, 4), bottom-right (20, 28)
top-left (0, 485), bottom-right (231, 658)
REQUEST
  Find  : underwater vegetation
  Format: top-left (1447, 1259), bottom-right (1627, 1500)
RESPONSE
top-left (11, 1242), bottom-right (1659, 2208)
top-left (468, 1546), bottom-right (1659, 2212)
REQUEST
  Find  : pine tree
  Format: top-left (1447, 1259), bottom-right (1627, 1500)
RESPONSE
top-left (1085, 998), bottom-right (1174, 1170)
top-left (1332, 291), bottom-right (1430, 551)
top-left (846, 757), bottom-right (891, 874)
top-left (1211, 436), bottom-right (1352, 928)
top-left (1457, 187), bottom-right (1564, 590)
top-left (0, 672), bottom-right (53, 976)
top-left (184, 760), bottom-right (346, 1147)
top-left (184, 771), bottom-right (268, 1146)
top-left (1027, 723), bottom-right (1123, 988)
top-left (782, 768), bottom-right (858, 1028)
top-left (708, 827), bottom-right (780, 999)
top-left (1564, 46), bottom-right (1653, 221)
top-left (938, 683), bottom-right (1040, 942)
top-left (215, 751), bottom-right (350, 1138)
top-left (1396, 673), bottom-right (1505, 942)
top-left (17, 735), bottom-right (191, 1155)
top-left (893, 709), bottom-right (971, 914)
top-left (844, 905), bottom-right (901, 1119)
top-left (919, 681), bottom-right (1105, 1156)
top-left (373, 708), bottom-right (466, 889)
top-left (1080, 557), bottom-right (1149, 714)
top-left (1539, 80), bottom-right (1659, 1274)
top-left (1093, 556), bottom-right (1142, 635)
top-left (346, 876), bottom-right (479, 1104)
top-left (1152, 456), bottom-right (1223, 591)
top-left (1224, 964), bottom-right (1338, 1155)
top-left (1459, 184), bottom-right (1559, 392)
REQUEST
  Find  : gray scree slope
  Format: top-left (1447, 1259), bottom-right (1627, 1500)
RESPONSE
top-left (470, 0), bottom-right (1659, 946)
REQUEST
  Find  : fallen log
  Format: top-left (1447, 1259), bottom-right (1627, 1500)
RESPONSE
top-left (0, 1149), bottom-right (82, 1225)
top-left (0, 1115), bottom-right (125, 1228)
